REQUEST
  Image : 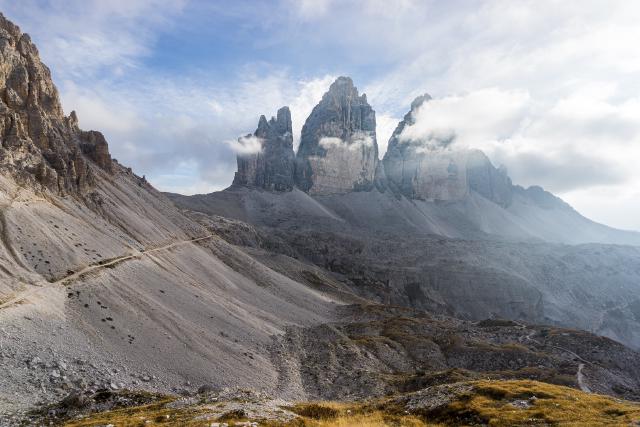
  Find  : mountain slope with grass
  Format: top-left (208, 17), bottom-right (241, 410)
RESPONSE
top-left (1, 11), bottom-right (640, 427)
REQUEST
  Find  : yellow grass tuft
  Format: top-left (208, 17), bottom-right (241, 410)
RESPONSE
top-left (62, 380), bottom-right (640, 426)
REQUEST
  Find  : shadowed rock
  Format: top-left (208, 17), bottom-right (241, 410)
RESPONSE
top-left (383, 94), bottom-right (512, 206)
top-left (233, 106), bottom-right (295, 191)
top-left (295, 76), bottom-right (378, 194)
top-left (0, 13), bottom-right (112, 194)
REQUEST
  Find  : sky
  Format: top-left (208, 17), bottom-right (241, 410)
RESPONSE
top-left (1, 0), bottom-right (640, 231)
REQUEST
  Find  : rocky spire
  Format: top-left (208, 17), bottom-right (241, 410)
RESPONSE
top-left (382, 94), bottom-right (513, 206)
top-left (0, 13), bottom-right (113, 194)
top-left (233, 106), bottom-right (295, 191)
top-left (295, 76), bottom-right (378, 194)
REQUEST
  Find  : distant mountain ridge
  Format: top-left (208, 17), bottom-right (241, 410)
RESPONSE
top-left (207, 76), bottom-right (640, 246)
top-left (168, 76), bottom-right (640, 352)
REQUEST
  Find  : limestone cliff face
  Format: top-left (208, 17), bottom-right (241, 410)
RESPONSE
top-left (233, 106), bottom-right (295, 191)
top-left (383, 95), bottom-right (513, 206)
top-left (466, 150), bottom-right (513, 207)
top-left (295, 76), bottom-right (378, 195)
top-left (0, 13), bottom-right (112, 194)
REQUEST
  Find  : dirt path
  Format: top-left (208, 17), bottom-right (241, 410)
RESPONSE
top-left (0, 235), bottom-right (214, 310)
top-left (577, 363), bottom-right (591, 393)
top-left (517, 323), bottom-right (594, 393)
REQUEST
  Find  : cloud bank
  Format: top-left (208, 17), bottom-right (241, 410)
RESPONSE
top-left (4, 0), bottom-right (640, 229)
top-left (227, 135), bottom-right (263, 155)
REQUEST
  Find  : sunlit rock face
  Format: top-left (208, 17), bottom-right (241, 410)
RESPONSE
top-left (0, 13), bottom-right (112, 194)
top-left (295, 76), bottom-right (378, 195)
top-left (383, 94), bottom-right (513, 206)
top-left (233, 106), bottom-right (295, 191)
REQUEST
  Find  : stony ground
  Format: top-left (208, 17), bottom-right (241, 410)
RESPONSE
top-left (170, 187), bottom-right (640, 350)
top-left (269, 304), bottom-right (640, 402)
top-left (24, 380), bottom-right (640, 426)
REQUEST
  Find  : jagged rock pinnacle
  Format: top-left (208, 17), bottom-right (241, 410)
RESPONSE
top-left (0, 13), bottom-right (113, 194)
top-left (382, 93), bottom-right (512, 206)
top-left (233, 106), bottom-right (295, 191)
top-left (295, 76), bottom-right (378, 194)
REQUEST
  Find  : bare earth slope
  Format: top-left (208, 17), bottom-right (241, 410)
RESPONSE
top-left (0, 163), bottom-right (354, 418)
top-left (169, 185), bottom-right (640, 246)
top-left (2, 12), bottom-right (640, 426)
top-left (0, 14), bottom-right (352, 419)
top-left (168, 187), bottom-right (640, 351)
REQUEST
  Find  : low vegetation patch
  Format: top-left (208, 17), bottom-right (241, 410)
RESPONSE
top-left (403, 380), bottom-right (640, 426)
top-left (54, 380), bottom-right (640, 426)
top-left (288, 403), bottom-right (340, 420)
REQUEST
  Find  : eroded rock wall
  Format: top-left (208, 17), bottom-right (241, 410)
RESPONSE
top-left (0, 13), bottom-right (112, 195)
top-left (383, 94), bottom-right (513, 206)
top-left (233, 106), bottom-right (295, 191)
top-left (295, 77), bottom-right (378, 195)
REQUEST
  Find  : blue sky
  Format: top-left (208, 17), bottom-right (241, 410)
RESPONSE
top-left (2, 0), bottom-right (640, 230)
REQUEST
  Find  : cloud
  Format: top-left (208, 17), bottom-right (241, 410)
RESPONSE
top-left (55, 68), bottom-right (335, 195)
top-left (319, 132), bottom-right (374, 151)
top-left (397, 86), bottom-right (640, 194)
top-left (227, 135), bottom-right (263, 155)
top-left (318, 137), bottom-right (344, 149)
top-left (375, 113), bottom-right (401, 156)
top-left (291, 0), bottom-right (334, 21)
top-left (0, 0), bottom-right (186, 81)
top-left (6, 0), bottom-right (640, 229)
top-left (399, 88), bottom-right (531, 149)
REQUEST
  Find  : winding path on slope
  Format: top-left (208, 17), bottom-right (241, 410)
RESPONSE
top-left (0, 234), bottom-right (215, 310)
top-left (516, 322), bottom-right (593, 393)
top-left (577, 363), bottom-right (591, 393)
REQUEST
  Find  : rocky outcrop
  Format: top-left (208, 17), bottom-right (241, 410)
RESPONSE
top-left (226, 78), bottom-right (513, 207)
top-left (466, 150), bottom-right (512, 207)
top-left (383, 94), bottom-right (466, 201)
top-left (295, 76), bottom-right (378, 195)
top-left (233, 106), bottom-right (295, 191)
top-left (383, 94), bottom-right (513, 206)
top-left (0, 13), bottom-right (112, 194)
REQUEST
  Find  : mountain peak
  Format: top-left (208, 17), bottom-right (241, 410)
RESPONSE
top-left (0, 13), bottom-right (113, 194)
top-left (233, 106), bottom-right (295, 191)
top-left (295, 76), bottom-right (378, 194)
top-left (275, 106), bottom-right (292, 134)
top-left (323, 76), bottom-right (368, 106)
top-left (330, 75), bottom-right (355, 89)
top-left (383, 94), bottom-right (512, 206)
top-left (410, 93), bottom-right (432, 112)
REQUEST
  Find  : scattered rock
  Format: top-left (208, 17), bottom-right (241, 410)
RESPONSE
top-left (198, 384), bottom-right (220, 395)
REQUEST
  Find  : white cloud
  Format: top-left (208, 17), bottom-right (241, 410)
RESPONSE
top-left (0, 0), bottom-right (186, 80)
top-left (352, 132), bottom-right (374, 149)
top-left (396, 85), bottom-right (640, 199)
top-left (318, 137), bottom-right (343, 149)
top-left (5, 0), bottom-right (640, 229)
top-left (319, 132), bottom-right (374, 152)
top-left (376, 113), bottom-right (400, 156)
top-left (60, 81), bottom-right (139, 134)
top-left (292, 0), bottom-right (334, 21)
top-left (399, 88), bottom-right (530, 150)
top-left (226, 135), bottom-right (263, 155)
